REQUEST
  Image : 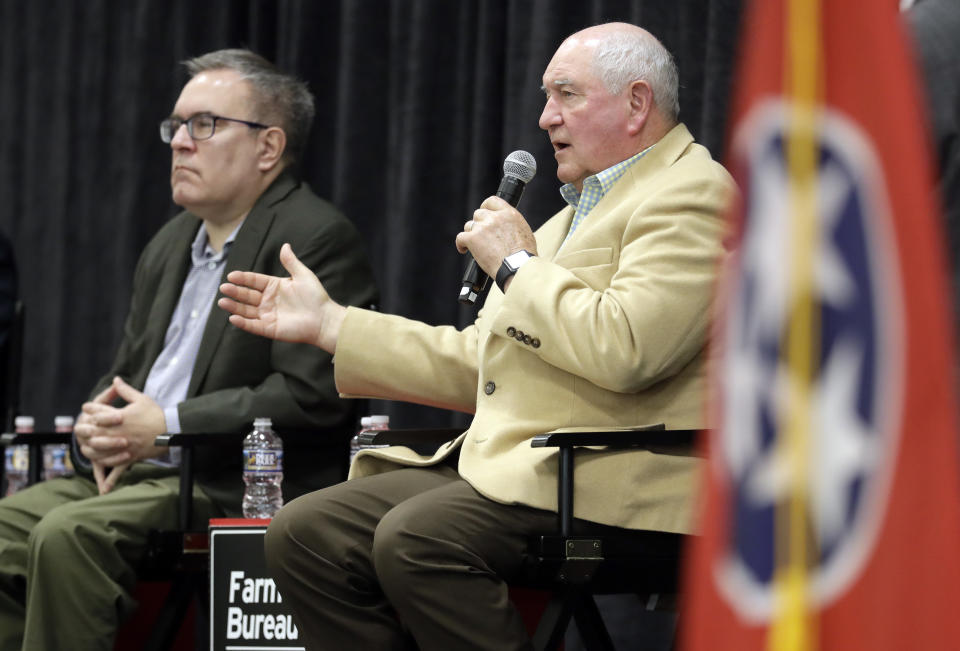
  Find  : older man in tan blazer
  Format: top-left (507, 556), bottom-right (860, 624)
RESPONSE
top-left (220, 21), bottom-right (735, 651)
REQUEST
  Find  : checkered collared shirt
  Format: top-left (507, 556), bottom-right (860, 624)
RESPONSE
top-left (558, 145), bottom-right (654, 246)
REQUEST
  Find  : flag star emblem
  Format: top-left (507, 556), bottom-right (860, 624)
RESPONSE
top-left (715, 101), bottom-right (903, 620)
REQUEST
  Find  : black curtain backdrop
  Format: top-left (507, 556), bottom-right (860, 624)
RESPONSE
top-left (0, 0), bottom-right (743, 431)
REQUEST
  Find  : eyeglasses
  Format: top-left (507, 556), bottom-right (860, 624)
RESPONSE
top-left (159, 113), bottom-right (269, 143)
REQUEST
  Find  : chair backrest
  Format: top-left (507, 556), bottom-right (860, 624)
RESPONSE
top-left (0, 300), bottom-right (23, 432)
top-left (0, 299), bottom-right (23, 495)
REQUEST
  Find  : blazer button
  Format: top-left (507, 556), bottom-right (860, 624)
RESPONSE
top-left (523, 335), bottom-right (533, 346)
top-left (515, 330), bottom-right (525, 341)
top-left (506, 327), bottom-right (516, 337)
top-left (484, 381), bottom-right (496, 395)
top-left (531, 338), bottom-right (541, 348)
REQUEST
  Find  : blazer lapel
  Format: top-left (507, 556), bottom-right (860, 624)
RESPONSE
top-left (558, 123), bottom-right (695, 252)
top-left (186, 174), bottom-right (297, 396)
top-left (538, 205), bottom-right (575, 261)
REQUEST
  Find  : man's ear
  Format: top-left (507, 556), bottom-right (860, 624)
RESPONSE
top-left (257, 127), bottom-right (287, 172)
top-left (626, 79), bottom-right (654, 136)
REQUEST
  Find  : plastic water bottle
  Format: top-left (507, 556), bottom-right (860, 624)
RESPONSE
top-left (4, 415), bottom-right (33, 496)
top-left (241, 417), bottom-right (284, 519)
top-left (44, 415), bottom-right (75, 480)
top-left (349, 414), bottom-right (390, 464)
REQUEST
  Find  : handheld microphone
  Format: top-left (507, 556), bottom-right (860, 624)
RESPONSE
top-left (458, 150), bottom-right (537, 305)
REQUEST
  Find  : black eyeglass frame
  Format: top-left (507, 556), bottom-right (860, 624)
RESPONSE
top-left (159, 113), bottom-right (270, 143)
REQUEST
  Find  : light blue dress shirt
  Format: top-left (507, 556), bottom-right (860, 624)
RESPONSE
top-left (143, 221), bottom-right (241, 464)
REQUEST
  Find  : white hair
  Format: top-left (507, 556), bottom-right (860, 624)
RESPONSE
top-left (591, 27), bottom-right (680, 121)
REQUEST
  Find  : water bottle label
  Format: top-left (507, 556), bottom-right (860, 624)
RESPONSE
top-left (11, 447), bottom-right (28, 471)
top-left (50, 447), bottom-right (67, 471)
top-left (244, 449), bottom-right (283, 472)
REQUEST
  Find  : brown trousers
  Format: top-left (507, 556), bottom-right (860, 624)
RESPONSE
top-left (264, 465), bottom-right (563, 651)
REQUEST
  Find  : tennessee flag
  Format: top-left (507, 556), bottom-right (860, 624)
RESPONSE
top-left (681, 1), bottom-right (960, 650)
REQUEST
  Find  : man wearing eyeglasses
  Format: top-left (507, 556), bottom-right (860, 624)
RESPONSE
top-left (0, 49), bottom-right (377, 650)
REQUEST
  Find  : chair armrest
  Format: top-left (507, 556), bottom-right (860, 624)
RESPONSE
top-left (532, 424), bottom-right (703, 536)
top-left (358, 427), bottom-right (465, 449)
top-left (0, 431), bottom-right (73, 446)
top-left (154, 432), bottom-right (244, 448)
top-left (154, 427), bottom-right (349, 448)
top-left (531, 424), bottom-right (699, 450)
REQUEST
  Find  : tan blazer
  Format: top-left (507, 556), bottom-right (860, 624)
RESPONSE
top-left (335, 123), bottom-right (734, 534)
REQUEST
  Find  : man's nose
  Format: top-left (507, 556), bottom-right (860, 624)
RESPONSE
top-left (538, 97), bottom-right (561, 130)
top-left (170, 123), bottom-right (194, 149)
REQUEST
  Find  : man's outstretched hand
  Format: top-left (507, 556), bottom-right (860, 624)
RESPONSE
top-left (218, 242), bottom-right (345, 354)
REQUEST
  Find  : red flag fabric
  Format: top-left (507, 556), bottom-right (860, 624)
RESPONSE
top-left (681, 1), bottom-right (960, 650)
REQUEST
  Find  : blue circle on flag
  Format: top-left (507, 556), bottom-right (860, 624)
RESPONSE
top-left (716, 102), bottom-right (902, 619)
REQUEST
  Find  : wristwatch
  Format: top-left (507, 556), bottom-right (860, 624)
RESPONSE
top-left (496, 250), bottom-right (535, 293)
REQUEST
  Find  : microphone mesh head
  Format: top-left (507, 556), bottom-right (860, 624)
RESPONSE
top-left (503, 150), bottom-right (537, 183)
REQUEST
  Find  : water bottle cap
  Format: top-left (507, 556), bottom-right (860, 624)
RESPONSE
top-left (253, 417), bottom-right (272, 428)
top-left (14, 415), bottom-right (34, 429)
top-left (370, 415), bottom-right (390, 426)
top-left (54, 415), bottom-right (75, 428)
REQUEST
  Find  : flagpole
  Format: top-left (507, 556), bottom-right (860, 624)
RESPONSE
top-left (770, 0), bottom-right (821, 649)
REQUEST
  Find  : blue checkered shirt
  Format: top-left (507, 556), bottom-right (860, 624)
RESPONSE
top-left (559, 145), bottom-right (654, 246)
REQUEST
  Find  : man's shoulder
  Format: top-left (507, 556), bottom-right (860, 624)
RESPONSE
top-left (660, 124), bottom-right (732, 183)
top-left (279, 182), bottom-right (347, 219)
top-left (672, 141), bottom-right (733, 184)
top-left (628, 126), bottom-right (732, 191)
top-left (605, 125), bottom-right (735, 216)
top-left (658, 124), bottom-right (721, 170)
top-left (259, 177), bottom-right (355, 234)
top-left (240, 177), bottom-right (370, 276)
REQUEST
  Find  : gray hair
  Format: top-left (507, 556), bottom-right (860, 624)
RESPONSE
top-left (184, 49), bottom-right (315, 167)
top-left (591, 28), bottom-right (680, 122)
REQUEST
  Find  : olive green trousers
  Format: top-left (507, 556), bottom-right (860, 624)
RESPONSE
top-left (0, 463), bottom-right (221, 651)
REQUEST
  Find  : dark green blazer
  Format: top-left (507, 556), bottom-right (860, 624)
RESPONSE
top-left (87, 172), bottom-right (378, 514)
